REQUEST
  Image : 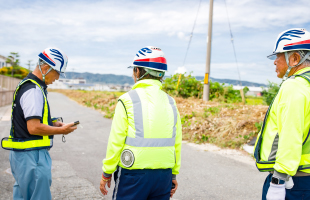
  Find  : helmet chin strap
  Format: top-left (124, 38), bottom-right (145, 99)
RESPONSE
top-left (135, 67), bottom-right (165, 82)
top-left (38, 59), bottom-right (53, 82)
top-left (283, 51), bottom-right (310, 81)
top-left (136, 70), bottom-right (149, 81)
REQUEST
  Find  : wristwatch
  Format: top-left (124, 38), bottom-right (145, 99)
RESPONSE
top-left (271, 177), bottom-right (285, 185)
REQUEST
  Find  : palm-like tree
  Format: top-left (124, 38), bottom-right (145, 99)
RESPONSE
top-left (6, 52), bottom-right (20, 77)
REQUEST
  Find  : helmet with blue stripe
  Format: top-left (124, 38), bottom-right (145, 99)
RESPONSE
top-left (268, 28), bottom-right (310, 80)
top-left (38, 47), bottom-right (68, 76)
top-left (130, 46), bottom-right (167, 72)
top-left (268, 28), bottom-right (310, 60)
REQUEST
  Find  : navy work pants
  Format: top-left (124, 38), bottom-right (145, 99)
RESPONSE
top-left (262, 173), bottom-right (310, 200)
top-left (112, 167), bottom-right (172, 200)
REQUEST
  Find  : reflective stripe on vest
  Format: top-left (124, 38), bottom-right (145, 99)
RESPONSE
top-left (254, 71), bottom-right (310, 171)
top-left (1, 79), bottom-right (53, 151)
top-left (125, 90), bottom-right (177, 147)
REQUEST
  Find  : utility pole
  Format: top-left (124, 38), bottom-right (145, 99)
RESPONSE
top-left (26, 60), bottom-right (34, 71)
top-left (203, 0), bottom-right (214, 101)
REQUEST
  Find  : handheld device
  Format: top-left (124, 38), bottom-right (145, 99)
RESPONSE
top-left (72, 121), bottom-right (80, 126)
top-left (171, 183), bottom-right (175, 189)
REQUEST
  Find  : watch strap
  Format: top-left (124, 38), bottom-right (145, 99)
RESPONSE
top-left (271, 177), bottom-right (285, 185)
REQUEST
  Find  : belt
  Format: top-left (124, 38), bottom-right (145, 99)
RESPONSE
top-left (270, 171), bottom-right (310, 177)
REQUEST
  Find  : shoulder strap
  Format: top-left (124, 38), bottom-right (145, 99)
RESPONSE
top-left (10, 79), bottom-right (46, 137)
top-left (292, 71), bottom-right (310, 83)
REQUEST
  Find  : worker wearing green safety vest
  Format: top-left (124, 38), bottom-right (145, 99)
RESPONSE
top-left (99, 46), bottom-right (182, 200)
top-left (1, 48), bottom-right (77, 200)
top-left (254, 28), bottom-right (310, 200)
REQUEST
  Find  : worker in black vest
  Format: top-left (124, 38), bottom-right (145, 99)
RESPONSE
top-left (1, 47), bottom-right (77, 200)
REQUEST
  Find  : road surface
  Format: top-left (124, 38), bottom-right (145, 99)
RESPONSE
top-left (0, 92), bottom-right (266, 200)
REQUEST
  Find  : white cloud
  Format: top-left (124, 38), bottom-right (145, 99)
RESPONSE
top-left (174, 66), bottom-right (187, 74)
top-left (0, 0), bottom-right (309, 85)
top-left (2, 0), bottom-right (309, 43)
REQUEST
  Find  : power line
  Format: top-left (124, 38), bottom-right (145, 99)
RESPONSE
top-left (177, 0), bottom-right (202, 90)
top-left (182, 0), bottom-right (202, 67)
top-left (223, 0), bottom-right (242, 86)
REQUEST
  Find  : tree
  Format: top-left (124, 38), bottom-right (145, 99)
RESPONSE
top-left (261, 81), bottom-right (280, 105)
top-left (6, 52), bottom-right (20, 77)
top-left (26, 60), bottom-right (34, 71)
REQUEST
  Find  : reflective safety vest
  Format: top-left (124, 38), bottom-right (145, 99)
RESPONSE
top-left (1, 79), bottom-right (53, 151)
top-left (254, 71), bottom-right (310, 173)
top-left (118, 87), bottom-right (178, 169)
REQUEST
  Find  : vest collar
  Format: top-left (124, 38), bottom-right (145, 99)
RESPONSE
top-left (132, 79), bottom-right (162, 90)
top-left (26, 73), bottom-right (47, 89)
top-left (293, 67), bottom-right (310, 76)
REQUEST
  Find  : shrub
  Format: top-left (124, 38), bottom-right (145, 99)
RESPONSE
top-left (163, 73), bottom-right (203, 98)
top-left (261, 81), bottom-right (280, 105)
top-left (162, 72), bottom-right (246, 102)
top-left (0, 66), bottom-right (30, 79)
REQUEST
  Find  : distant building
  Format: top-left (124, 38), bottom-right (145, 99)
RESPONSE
top-left (233, 86), bottom-right (266, 97)
top-left (49, 77), bottom-right (132, 91)
top-left (58, 77), bottom-right (86, 84)
top-left (0, 55), bottom-right (7, 68)
top-left (49, 78), bottom-right (88, 89)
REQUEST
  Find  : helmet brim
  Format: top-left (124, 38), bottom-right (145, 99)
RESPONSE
top-left (267, 53), bottom-right (277, 60)
top-left (60, 73), bottom-right (66, 78)
top-left (56, 70), bottom-right (66, 78)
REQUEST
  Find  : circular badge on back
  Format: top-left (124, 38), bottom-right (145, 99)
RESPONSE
top-left (120, 149), bottom-right (135, 168)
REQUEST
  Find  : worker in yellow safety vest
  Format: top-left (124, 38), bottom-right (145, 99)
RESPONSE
top-left (1, 47), bottom-right (77, 200)
top-left (254, 28), bottom-right (310, 200)
top-left (99, 46), bottom-right (182, 200)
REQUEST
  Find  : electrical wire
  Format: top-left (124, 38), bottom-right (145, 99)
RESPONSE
top-left (223, 0), bottom-right (242, 86)
top-left (176, 0), bottom-right (202, 90)
top-left (182, 0), bottom-right (202, 67)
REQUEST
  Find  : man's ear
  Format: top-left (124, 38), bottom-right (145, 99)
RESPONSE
top-left (136, 67), bottom-right (140, 78)
top-left (290, 52), bottom-right (301, 66)
top-left (41, 64), bottom-right (50, 74)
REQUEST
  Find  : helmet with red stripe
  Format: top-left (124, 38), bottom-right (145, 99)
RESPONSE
top-left (130, 46), bottom-right (167, 72)
top-left (267, 28), bottom-right (310, 80)
top-left (268, 28), bottom-right (310, 60)
top-left (38, 47), bottom-right (68, 75)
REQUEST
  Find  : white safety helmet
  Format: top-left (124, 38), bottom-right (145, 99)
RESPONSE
top-left (38, 47), bottom-right (68, 81)
top-left (267, 28), bottom-right (310, 80)
top-left (129, 46), bottom-right (167, 81)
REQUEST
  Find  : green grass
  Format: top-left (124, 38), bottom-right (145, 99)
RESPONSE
top-left (246, 97), bottom-right (264, 105)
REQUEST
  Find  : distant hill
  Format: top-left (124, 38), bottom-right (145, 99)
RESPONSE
top-left (195, 76), bottom-right (266, 87)
top-left (65, 72), bottom-right (134, 85)
top-left (65, 72), bottom-right (266, 87)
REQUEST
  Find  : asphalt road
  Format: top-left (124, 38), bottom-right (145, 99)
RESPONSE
top-left (0, 92), bottom-right (267, 200)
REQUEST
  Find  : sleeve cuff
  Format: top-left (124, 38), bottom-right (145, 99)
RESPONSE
top-left (25, 116), bottom-right (42, 121)
top-left (273, 170), bottom-right (288, 181)
top-left (103, 172), bottom-right (112, 178)
top-left (172, 174), bottom-right (176, 180)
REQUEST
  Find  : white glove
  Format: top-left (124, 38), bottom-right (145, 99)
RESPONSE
top-left (285, 176), bottom-right (294, 189)
top-left (266, 183), bottom-right (285, 200)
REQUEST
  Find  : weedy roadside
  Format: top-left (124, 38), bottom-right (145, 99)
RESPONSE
top-left (50, 89), bottom-right (267, 149)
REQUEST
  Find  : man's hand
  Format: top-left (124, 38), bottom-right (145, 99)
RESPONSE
top-left (60, 123), bottom-right (77, 135)
top-left (100, 178), bottom-right (111, 195)
top-left (53, 121), bottom-right (64, 127)
top-left (266, 183), bottom-right (285, 200)
top-left (27, 119), bottom-right (77, 136)
top-left (170, 179), bottom-right (178, 198)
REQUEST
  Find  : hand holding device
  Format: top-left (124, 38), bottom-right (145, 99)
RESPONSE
top-left (72, 121), bottom-right (80, 127)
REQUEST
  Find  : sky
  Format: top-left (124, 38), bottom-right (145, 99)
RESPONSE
top-left (1, 0), bottom-right (310, 84)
